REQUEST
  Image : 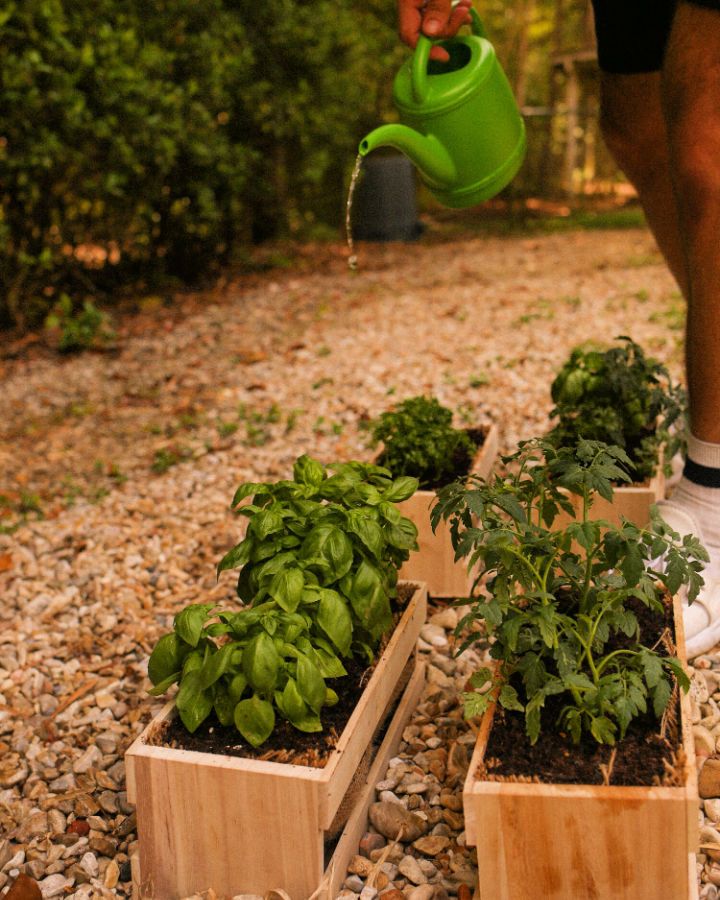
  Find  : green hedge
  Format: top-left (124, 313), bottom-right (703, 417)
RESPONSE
top-left (0, 0), bottom-right (400, 328)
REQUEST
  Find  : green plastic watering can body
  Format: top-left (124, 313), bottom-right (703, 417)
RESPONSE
top-left (359, 10), bottom-right (526, 208)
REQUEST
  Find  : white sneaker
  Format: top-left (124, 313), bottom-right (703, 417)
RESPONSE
top-left (655, 501), bottom-right (720, 658)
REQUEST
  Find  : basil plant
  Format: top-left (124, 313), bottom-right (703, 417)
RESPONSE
top-left (148, 455), bottom-right (419, 747)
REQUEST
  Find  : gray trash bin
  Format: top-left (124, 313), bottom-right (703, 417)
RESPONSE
top-left (352, 154), bottom-right (422, 242)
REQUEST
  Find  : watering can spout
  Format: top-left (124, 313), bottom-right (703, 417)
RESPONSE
top-left (359, 125), bottom-right (456, 190)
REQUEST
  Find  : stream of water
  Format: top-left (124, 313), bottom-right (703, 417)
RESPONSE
top-left (345, 154), bottom-right (363, 271)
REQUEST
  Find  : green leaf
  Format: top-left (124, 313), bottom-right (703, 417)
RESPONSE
top-left (590, 715), bottom-right (616, 745)
top-left (296, 653), bottom-right (326, 714)
top-left (198, 641), bottom-right (238, 690)
top-left (252, 508), bottom-right (284, 541)
top-left (347, 515), bottom-right (385, 558)
top-left (383, 476), bottom-right (419, 503)
top-left (176, 670), bottom-right (213, 733)
top-left (269, 567), bottom-right (305, 613)
top-left (463, 691), bottom-right (491, 719)
top-left (231, 482), bottom-right (266, 507)
top-left (175, 604), bottom-right (214, 648)
top-left (469, 667), bottom-right (493, 690)
top-left (216, 537), bottom-right (253, 576)
top-left (640, 649), bottom-right (664, 688)
top-left (384, 517), bottom-right (419, 551)
top-left (213, 683), bottom-right (236, 727)
top-left (499, 684), bottom-right (524, 712)
top-left (228, 672), bottom-right (248, 702)
top-left (293, 455), bottom-right (325, 488)
top-left (234, 695), bottom-right (276, 747)
top-left (242, 631), bottom-right (281, 692)
top-left (277, 677), bottom-right (308, 723)
top-left (148, 633), bottom-right (189, 686)
top-left (652, 677), bottom-right (672, 718)
top-left (621, 544), bottom-right (644, 587)
top-left (317, 589), bottom-right (353, 656)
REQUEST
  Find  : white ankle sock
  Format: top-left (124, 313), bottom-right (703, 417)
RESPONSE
top-left (667, 434), bottom-right (720, 551)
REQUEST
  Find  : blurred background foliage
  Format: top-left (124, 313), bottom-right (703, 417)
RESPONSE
top-left (1, 0), bottom-right (619, 332)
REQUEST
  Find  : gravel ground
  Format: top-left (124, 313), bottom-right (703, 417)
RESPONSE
top-left (0, 227), bottom-right (709, 899)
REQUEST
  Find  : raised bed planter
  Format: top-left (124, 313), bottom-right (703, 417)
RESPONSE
top-left (463, 594), bottom-right (698, 900)
top-left (126, 582), bottom-right (427, 899)
top-left (396, 423), bottom-right (499, 597)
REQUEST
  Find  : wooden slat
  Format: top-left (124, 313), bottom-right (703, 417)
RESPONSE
top-left (464, 595), bottom-right (697, 899)
top-left (131, 748), bottom-right (323, 898)
top-left (320, 584), bottom-right (427, 826)
top-left (398, 424), bottom-right (499, 597)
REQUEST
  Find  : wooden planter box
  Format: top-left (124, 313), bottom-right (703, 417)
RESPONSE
top-left (554, 465), bottom-right (665, 532)
top-left (395, 423), bottom-right (499, 597)
top-left (463, 595), bottom-right (698, 900)
top-left (126, 583), bottom-right (427, 900)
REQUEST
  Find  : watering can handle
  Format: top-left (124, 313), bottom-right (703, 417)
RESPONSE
top-left (412, 6), bottom-right (486, 104)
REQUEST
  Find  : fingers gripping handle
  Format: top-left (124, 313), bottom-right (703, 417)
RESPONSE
top-left (411, 6), bottom-right (485, 103)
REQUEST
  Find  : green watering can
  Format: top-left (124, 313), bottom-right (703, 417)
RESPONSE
top-left (359, 8), bottom-right (526, 208)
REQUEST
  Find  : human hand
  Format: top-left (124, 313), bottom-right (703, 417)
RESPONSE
top-left (398, 0), bottom-right (473, 62)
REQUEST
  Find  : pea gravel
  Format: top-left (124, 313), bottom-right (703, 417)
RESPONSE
top-left (0, 228), bottom-right (707, 898)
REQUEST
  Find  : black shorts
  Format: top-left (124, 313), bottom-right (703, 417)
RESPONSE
top-left (592, 0), bottom-right (720, 74)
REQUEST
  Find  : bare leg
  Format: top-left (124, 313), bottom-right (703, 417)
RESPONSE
top-left (598, 72), bottom-right (688, 297)
top-left (663, 2), bottom-right (720, 442)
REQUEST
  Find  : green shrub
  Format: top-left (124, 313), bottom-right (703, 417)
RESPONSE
top-left (370, 396), bottom-right (477, 490)
top-left (546, 337), bottom-right (686, 482)
top-left (0, 0), bottom-right (401, 330)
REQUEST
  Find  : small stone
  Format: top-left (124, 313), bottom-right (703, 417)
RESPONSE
top-left (425, 737), bottom-right (443, 750)
top-left (78, 852), bottom-right (98, 879)
top-left (47, 810), bottom-right (66, 834)
top-left (707, 800), bottom-right (720, 823)
top-left (426, 666), bottom-right (453, 688)
top-left (429, 608), bottom-right (458, 630)
top-left (88, 835), bottom-right (116, 857)
top-left (420, 625), bottom-right (448, 649)
top-left (74, 795), bottom-right (99, 817)
top-left (66, 818), bottom-right (90, 836)
top-left (4, 851), bottom-right (26, 872)
top-left (457, 885), bottom-right (473, 900)
top-left (376, 778), bottom-right (400, 792)
top-left (379, 790), bottom-right (403, 806)
top-left (3, 874), bottom-right (42, 900)
top-left (695, 726), bottom-right (716, 758)
top-left (103, 860), bottom-right (120, 890)
top-left (399, 855), bottom-right (426, 885)
top-left (72, 746), bottom-right (102, 775)
top-left (231, 895), bottom-right (263, 900)
top-left (413, 835), bottom-right (451, 856)
top-left (344, 874), bottom-right (365, 893)
top-left (407, 886), bottom-right (436, 900)
top-left (17, 812), bottom-right (48, 842)
top-left (48, 773), bottom-right (75, 792)
top-left (38, 874), bottom-right (73, 898)
top-left (359, 832), bottom-right (386, 858)
top-left (417, 859), bottom-right (437, 878)
top-left (87, 815), bottom-right (108, 832)
top-left (378, 891), bottom-right (404, 900)
top-left (119, 860), bottom-right (132, 882)
top-left (113, 812), bottom-right (137, 838)
top-left (97, 791), bottom-right (118, 814)
top-left (25, 861), bottom-right (46, 882)
top-left (349, 856), bottom-right (375, 878)
top-left (439, 792), bottom-right (462, 812)
top-left (700, 760), bottom-right (720, 799)
top-left (369, 802), bottom-right (428, 842)
top-left (359, 888), bottom-right (378, 900)
top-left (706, 863), bottom-right (720, 887)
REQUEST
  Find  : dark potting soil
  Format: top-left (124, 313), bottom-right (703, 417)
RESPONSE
top-left (153, 582), bottom-right (417, 767)
top-left (483, 595), bottom-right (682, 787)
